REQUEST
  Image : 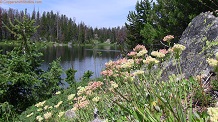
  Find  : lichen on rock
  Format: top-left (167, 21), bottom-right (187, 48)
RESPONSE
top-left (162, 11), bottom-right (218, 80)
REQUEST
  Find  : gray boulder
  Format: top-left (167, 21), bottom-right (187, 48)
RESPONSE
top-left (65, 109), bottom-right (76, 119)
top-left (161, 11), bottom-right (218, 80)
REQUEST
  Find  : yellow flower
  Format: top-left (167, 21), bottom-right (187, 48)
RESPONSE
top-left (110, 81), bottom-right (118, 88)
top-left (72, 107), bottom-right (77, 111)
top-left (26, 112), bottom-right (34, 117)
top-left (44, 105), bottom-right (49, 110)
top-left (77, 86), bottom-right (86, 95)
top-left (121, 59), bottom-right (134, 69)
top-left (48, 106), bottom-right (53, 109)
top-left (77, 86), bottom-right (84, 90)
top-left (207, 58), bottom-right (218, 67)
top-left (151, 51), bottom-right (165, 58)
top-left (136, 49), bottom-right (148, 57)
top-left (55, 91), bottom-right (61, 95)
top-left (133, 70), bottom-right (144, 76)
top-left (68, 94), bottom-right (75, 101)
top-left (58, 111), bottom-right (65, 118)
top-left (37, 108), bottom-right (43, 112)
top-left (207, 107), bottom-right (218, 122)
top-left (167, 48), bottom-right (173, 53)
top-left (35, 101), bottom-right (46, 107)
top-left (36, 115), bottom-right (43, 122)
top-left (215, 52), bottom-right (218, 60)
top-left (143, 56), bottom-right (159, 64)
top-left (151, 101), bottom-right (157, 106)
top-left (54, 101), bottom-right (63, 108)
top-left (92, 96), bottom-right (100, 102)
top-left (172, 44), bottom-right (186, 52)
top-left (44, 112), bottom-right (52, 120)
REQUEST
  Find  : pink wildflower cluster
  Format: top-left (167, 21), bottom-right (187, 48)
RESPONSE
top-left (87, 81), bottom-right (103, 90)
top-left (73, 96), bottom-right (89, 110)
top-left (163, 35), bottom-right (174, 42)
top-left (101, 70), bottom-right (113, 76)
top-left (102, 58), bottom-right (129, 77)
top-left (159, 49), bottom-right (168, 55)
top-left (78, 81), bottom-right (104, 96)
top-left (133, 44), bottom-right (147, 52)
top-left (71, 81), bottom-right (103, 110)
top-left (102, 59), bottom-right (134, 78)
top-left (151, 49), bottom-right (170, 58)
top-left (127, 45), bottom-right (148, 58)
top-left (135, 58), bottom-right (143, 64)
top-left (85, 81), bottom-right (104, 95)
top-left (105, 58), bottom-right (128, 69)
top-left (127, 51), bottom-right (137, 57)
top-left (102, 45), bottom-right (148, 77)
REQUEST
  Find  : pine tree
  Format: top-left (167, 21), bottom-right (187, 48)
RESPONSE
top-left (78, 22), bottom-right (85, 44)
top-left (71, 17), bottom-right (78, 43)
top-left (0, 7), bottom-right (2, 41)
top-left (3, 13), bottom-right (39, 54)
top-left (125, 0), bottom-right (157, 51)
top-left (1, 15), bottom-right (63, 116)
top-left (126, 0), bottom-right (218, 51)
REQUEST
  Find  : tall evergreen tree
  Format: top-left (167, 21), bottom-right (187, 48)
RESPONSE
top-left (66, 18), bottom-right (73, 42)
top-left (31, 8), bottom-right (36, 20)
top-left (0, 7), bottom-right (2, 41)
top-left (126, 0), bottom-right (218, 51)
top-left (78, 22), bottom-right (85, 44)
top-left (125, 0), bottom-right (157, 51)
top-left (1, 14), bottom-right (63, 116)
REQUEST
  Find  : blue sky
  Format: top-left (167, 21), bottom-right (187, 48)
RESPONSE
top-left (1, 0), bottom-right (139, 28)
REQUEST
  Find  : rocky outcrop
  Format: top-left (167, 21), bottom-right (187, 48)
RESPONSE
top-left (162, 11), bottom-right (218, 80)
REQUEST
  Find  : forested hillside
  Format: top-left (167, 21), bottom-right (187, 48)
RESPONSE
top-left (0, 8), bottom-right (126, 44)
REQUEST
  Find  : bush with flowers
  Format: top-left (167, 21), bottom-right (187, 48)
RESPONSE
top-left (18, 35), bottom-right (218, 122)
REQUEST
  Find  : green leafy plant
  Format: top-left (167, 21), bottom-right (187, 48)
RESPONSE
top-left (0, 13), bottom-right (63, 121)
top-left (65, 68), bottom-right (77, 87)
top-left (81, 70), bottom-right (94, 82)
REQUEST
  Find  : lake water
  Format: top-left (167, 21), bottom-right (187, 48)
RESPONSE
top-left (41, 45), bottom-right (121, 81)
top-left (0, 45), bottom-right (121, 82)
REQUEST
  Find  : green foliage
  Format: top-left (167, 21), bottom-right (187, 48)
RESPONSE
top-left (17, 80), bottom-right (89, 122)
top-left (81, 70), bottom-right (94, 82)
top-left (65, 68), bottom-right (77, 87)
top-left (125, 0), bottom-right (156, 50)
top-left (125, 0), bottom-right (218, 51)
top-left (38, 59), bottom-right (63, 99)
top-left (140, 22), bottom-right (158, 51)
top-left (0, 14), bottom-right (63, 121)
top-left (211, 80), bottom-right (218, 91)
top-left (3, 14), bottom-right (39, 54)
top-left (0, 102), bottom-right (16, 122)
top-left (0, 47), bottom-right (42, 111)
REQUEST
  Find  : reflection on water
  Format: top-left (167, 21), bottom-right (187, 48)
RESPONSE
top-left (0, 45), bottom-right (121, 81)
top-left (40, 45), bottom-right (121, 81)
top-left (0, 45), bottom-right (121, 88)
